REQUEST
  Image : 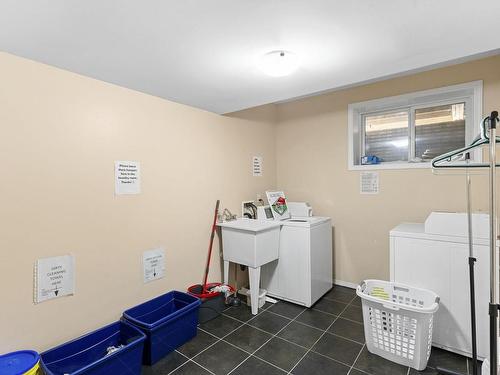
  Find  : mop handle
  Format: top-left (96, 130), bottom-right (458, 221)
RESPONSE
top-left (203, 200), bottom-right (220, 292)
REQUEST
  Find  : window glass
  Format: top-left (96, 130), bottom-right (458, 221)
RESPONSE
top-left (349, 82), bottom-right (480, 169)
top-left (364, 110), bottom-right (409, 162)
top-left (415, 103), bottom-right (466, 161)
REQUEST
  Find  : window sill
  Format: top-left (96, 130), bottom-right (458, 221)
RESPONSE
top-left (349, 162), bottom-right (432, 171)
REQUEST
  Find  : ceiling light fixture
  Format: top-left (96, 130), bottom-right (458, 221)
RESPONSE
top-left (258, 50), bottom-right (299, 77)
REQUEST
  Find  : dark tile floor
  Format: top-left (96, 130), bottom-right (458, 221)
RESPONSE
top-left (145, 285), bottom-right (477, 375)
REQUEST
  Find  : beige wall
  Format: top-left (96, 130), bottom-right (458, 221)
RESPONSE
top-left (0, 52), bottom-right (276, 352)
top-left (275, 55), bottom-right (500, 286)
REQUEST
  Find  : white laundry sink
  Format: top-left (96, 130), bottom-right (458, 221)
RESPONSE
top-left (218, 219), bottom-right (281, 267)
top-left (218, 218), bottom-right (281, 315)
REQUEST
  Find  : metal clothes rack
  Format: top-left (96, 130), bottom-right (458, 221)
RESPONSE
top-left (432, 111), bottom-right (499, 375)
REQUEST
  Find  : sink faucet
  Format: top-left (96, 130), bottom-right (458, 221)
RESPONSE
top-left (220, 208), bottom-right (237, 222)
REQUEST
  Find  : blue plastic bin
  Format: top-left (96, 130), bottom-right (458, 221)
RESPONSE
top-left (123, 291), bottom-right (201, 365)
top-left (0, 350), bottom-right (40, 375)
top-left (40, 321), bottom-right (145, 375)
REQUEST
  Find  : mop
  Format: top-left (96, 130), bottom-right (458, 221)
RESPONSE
top-left (191, 200), bottom-right (241, 306)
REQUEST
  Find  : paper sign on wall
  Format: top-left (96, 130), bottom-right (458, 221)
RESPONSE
top-left (360, 172), bottom-right (379, 194)
top-left (35, 255), bottom-right (75, 304)
top-left (115, 161), bottom-right (141, 195)
top-left (252, 156), bottom-right (263, 176)
top-left (143, 248), bottom-right (165, 283)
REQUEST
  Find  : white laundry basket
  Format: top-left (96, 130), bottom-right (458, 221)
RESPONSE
top-left (356, 280), bottom-right (440, 371)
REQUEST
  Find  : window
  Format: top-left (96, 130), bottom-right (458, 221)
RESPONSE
top-left (414, 103), bottom-right (465, 161)
top-left (364, 110), bottom-right (409, 163)
top-left (348, 81), bottom-right (482, 170)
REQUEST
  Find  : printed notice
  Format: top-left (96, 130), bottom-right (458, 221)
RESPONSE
top-left (143, 248), bottom-right (165, 283)
top-left (35, 255), bottom-right (75, 303)
top-left (115, 161), bottom-right (141, 195)
top-left (360, 172), bottom-right (379, 194)
top-left (252, 156), bottom-right (263, 177)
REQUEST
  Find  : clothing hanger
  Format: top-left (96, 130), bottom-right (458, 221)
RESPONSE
top-left (432, 116), bottom-right (500, 169)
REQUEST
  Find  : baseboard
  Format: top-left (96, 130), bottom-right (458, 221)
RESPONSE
top-left (333, 279), bottom-right (359, 289)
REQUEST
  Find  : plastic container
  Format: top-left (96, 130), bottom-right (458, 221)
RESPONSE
top-left (356, 280), bottom-right (440, 371)
top-left (239, 288), bottom-right (267, 309)
top-left (187, 283), bottom-right (233, 323)
top-left (123, 291), bottom-right (201, 365)
top-left (481, 343), bottom-right (500, 375)
top-left (0, 350), bottom-right (40, 375)
top-left (40, 321), bottom-right (145, 375)
top-left (361, 155), bottom-right (381, 165)
top-left (24, 362), bottom-right (39, 375)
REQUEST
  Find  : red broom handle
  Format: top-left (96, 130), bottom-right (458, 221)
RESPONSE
top-left (203, 200), bottom-right (220, 292)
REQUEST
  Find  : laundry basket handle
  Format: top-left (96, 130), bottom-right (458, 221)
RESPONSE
top-left (359, 281), bottom-right (367, 293)
top-left (393, 285), bottom-right (410, 293)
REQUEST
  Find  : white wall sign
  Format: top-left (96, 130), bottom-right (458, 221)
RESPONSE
top-left (143, 248), bottom-right (165, 283)
top-left (115, 161), bottom-right (141, 195)
top-left (252, 156), bottom-right (263, 176)
top-left (35, 255), bottom-right (75, 303)
top-left (360, 172), bottom-right (379, 194)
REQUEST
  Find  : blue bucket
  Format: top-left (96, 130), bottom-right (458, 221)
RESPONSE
top-left (123, 291), bottom-right (201, 365)
top-left (41, 321), bottom-right (145, 375)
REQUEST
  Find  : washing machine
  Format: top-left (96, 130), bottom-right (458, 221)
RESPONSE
top-left (261, 216), bottom-right (333, 307)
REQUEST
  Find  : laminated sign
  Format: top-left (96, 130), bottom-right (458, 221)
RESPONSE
top-left (360, 172), bottom-right (379, 194)
top-left (143, 248), bottom-right (165, 283)
top-left (252, 156), bottom-right (263, 176)
top-left (266, 191), bottom-right (290, 220)
top-left (115, 161), bottom-right (141, 195)
top-left (35, 255), bottom-right (75, 303)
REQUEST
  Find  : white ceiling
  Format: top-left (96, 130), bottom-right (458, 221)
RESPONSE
top-left (1, 1), bottom-right (499, 114)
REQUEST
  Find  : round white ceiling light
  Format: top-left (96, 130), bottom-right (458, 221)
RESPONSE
top-left (258, 50), bottom-right (299, 77)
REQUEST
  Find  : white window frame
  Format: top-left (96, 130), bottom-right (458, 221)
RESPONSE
top-left (348, 81), bottom-right (483, 170)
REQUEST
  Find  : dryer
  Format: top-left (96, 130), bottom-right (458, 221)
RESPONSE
top-left (390, 212), bottom-right (496, 359)
top-left (261, 216), bottom-right (333, 307)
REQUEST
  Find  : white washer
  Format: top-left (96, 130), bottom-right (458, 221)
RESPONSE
top-left (390, 212), bottom-right (497, 360)
top-left (261, 216), bottom-right (333, 307)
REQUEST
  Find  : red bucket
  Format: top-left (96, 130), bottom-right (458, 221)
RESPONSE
top-left (187, 283), bottom-right (235, 323)
top-left (187, 282), bottom-right (234, 298)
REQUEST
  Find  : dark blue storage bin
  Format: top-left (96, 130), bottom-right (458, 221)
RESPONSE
top-left (123, 291), bottom-right (201, 365)
top-left (40, 321), bottom-right (145, 375)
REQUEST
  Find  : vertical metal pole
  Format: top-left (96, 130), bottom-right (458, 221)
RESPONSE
top-left (489, 111), bottom-right (498, 375)
top-left (466, 154), bottom-right (473, 258)
top-left (465, 153), bottom-right (479, 375)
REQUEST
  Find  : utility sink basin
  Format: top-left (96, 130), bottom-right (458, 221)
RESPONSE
top-left (218, 218), bottom-right (282, 315)
top-left (218, 219), bottom-right (281, 267)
